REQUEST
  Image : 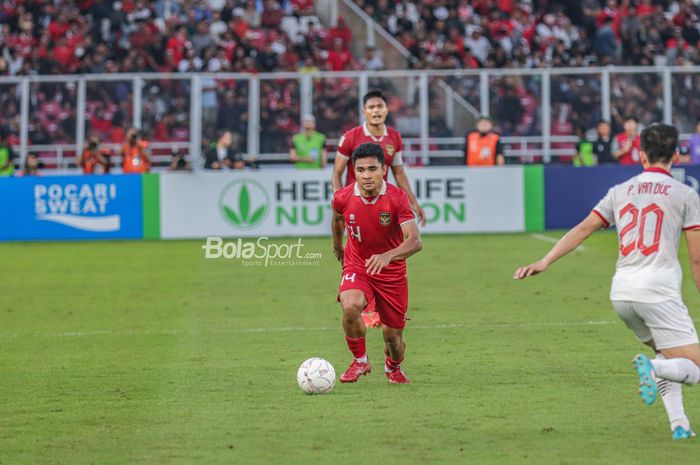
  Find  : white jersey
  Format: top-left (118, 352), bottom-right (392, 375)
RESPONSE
top-left (593, 167), bottom-right (700, 303)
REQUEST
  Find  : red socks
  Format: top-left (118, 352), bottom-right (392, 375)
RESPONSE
top-left (385, 354), bottom-right (403, 372)
top-left (345, 336), bottom-right (366, 359)
top-left (345, 337), bottom-right (405, 370)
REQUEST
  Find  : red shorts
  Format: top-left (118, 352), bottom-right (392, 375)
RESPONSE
top-left (338, 267), bottom-right (408, 329)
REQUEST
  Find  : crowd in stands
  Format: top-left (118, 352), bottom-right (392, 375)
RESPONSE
top-left (357, 0), bottom-right (700, 69)
top-left (1, 0), bottom-right (699, 170)
top-left (0, 0), bottom-right (366, 157)
top-left (355, 0), bottom-right (700, 135)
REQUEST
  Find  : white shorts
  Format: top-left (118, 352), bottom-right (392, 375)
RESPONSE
top-left (612, 299), bottom-right (699, 350)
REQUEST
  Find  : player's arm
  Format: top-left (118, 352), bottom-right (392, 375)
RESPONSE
top-left (331, 209), bottom-right (345, 264)
top-left (391, 164), bottom-right (427, 226)
top-left (685, 229), bottom-right (700, 293)
top-left (365, 220), bottom-right (422, 275)
top-left (331, 153), bottom-right (349, 192)
top-left (513, 211), bottom-right (606, 280)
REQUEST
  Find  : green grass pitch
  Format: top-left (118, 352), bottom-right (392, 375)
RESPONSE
top-left (1, 233), bottom-right (699, 464)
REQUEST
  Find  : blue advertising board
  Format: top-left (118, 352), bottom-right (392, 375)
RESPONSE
top-left (544, 165), bottom-right (700, 229)
top-left (0, 175), bottom-right (143, 240)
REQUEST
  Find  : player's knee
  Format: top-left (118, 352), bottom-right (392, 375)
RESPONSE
top-left (340, 296), bottom-right (364, 315)
top-left (383, 333), bottom-right (402, 349)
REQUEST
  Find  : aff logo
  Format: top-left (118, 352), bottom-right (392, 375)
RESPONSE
top-left (219, 179), bottom-right (271, 230)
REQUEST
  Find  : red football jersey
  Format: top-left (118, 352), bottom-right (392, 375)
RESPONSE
top-left (336, 123), bottom-right (404, 186)
top-left (332, 182), bottom-right (416, 279)
top-left (614, 133), bottom-right (641, 165)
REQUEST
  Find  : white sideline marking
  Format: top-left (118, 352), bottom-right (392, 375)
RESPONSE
top-left (0, 320), bottom-right (616, 339)
top-left (530, 233), bottom-right (587, 251)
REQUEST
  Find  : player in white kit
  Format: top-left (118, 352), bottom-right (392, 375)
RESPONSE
top-left (514, 124), bottom-right (700, 440)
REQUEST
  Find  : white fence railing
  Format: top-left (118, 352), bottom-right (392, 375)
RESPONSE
top-left (1, 67), bottom-right (698, 169)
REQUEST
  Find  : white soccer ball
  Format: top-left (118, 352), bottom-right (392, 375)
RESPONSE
top-left (297, 357), bottom-right (336, 395)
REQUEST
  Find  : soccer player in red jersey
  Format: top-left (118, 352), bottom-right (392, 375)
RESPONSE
top-left (332, 90), bottom-right (426, 328)
top-left (612, 116), bottom-right (642, 165)
top-left (332, 89), bottom-right (426, 223)
top-left (331, 142), bottom-right (423, 384)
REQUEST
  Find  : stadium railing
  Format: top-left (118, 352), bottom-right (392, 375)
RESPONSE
top-left (1, 66), bottom-right (698, 170)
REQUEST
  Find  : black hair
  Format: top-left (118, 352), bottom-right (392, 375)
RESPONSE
top-left (640, 123), bottom-right (678, 164)
top-left (362, 90), bottom-right (387, 107)
top-left (597, 119), bottom-right (610, 126)
top-left (623, 115), bottom-right (638, 123)
top-left (351, 142), bottom-right (385, 166)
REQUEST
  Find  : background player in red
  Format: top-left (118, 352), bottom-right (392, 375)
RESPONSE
top-left (613, 116), bottom-right (642, 165)
top-left (331, 142), bottom-right (423, 384)
top-left (332, 89), bottom-right (426, 224)
top-left (332, 89), bottom-right (426, 328)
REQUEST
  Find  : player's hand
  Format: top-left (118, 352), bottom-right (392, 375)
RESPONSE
top-left (413, 203), bottom-right (427, 227)
top-left (365, 253), bottom-right (391, 275)
top-left (513, 260), bottom-right (549, 280)
top-left (333, 245), bottom-right (344, 265)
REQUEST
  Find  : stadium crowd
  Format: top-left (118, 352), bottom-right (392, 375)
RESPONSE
top-left (354, 0), bottom-right (700, 135)
top-left (356, 0), bottom-right (700, 69)
top-left (0, 0), bottom-right (365, 156)
top-left (0, 0), bottom-right (699, 170)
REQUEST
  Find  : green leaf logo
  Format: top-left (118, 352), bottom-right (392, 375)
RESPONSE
top-left (219, 180), bottom-right (270, 230)
top-left (239, 185), bottom-right (250, 221)
top-left (223, 206), bottom-right (241, 225)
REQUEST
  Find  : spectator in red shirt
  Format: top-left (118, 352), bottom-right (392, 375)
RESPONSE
top-left (130, 21), bottom-right (154, 51)
top-left (326, 37), bottom-right (354, 71)
top-left (166, 25), bottom-right (189, 65)
top-left (53, 37), bottom-right (77, 71)
top-left (47, 11), bottom-right (70, 41)
top-left (231, 9), bottom-right (249, 39)
top-left (261, 0), bottom-right (283, 28)
top-left (329, 16), bottom-right (353, 48)
top-left (291, 0), bottom-right (314, 15)
top-left (637, 0), bottom-right (655, 17)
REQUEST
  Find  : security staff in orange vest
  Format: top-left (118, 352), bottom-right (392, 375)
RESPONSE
top-left (465, 116), bottom-right (505, 166)
top-left (121, 128), bottom-right (151, 173)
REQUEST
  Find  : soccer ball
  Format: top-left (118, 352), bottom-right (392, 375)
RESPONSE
top-left (297, 357), bottom-right (336, 395)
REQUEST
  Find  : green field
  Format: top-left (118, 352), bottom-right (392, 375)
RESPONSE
top-left (2, 233), bottom-right (699, 464)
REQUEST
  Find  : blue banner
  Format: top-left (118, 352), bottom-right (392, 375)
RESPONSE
top-left (0, 175), bottom-right (143, 240)
top-left (544, 165), bottom-right (700, 229)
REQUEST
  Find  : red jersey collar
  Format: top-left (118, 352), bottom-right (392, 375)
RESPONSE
top-left (362, 122), bottom-right (388, 142)
top-left (644, 167), bottom-right (672, 177)
top-left (353, 181), bottom-right (387, 205)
